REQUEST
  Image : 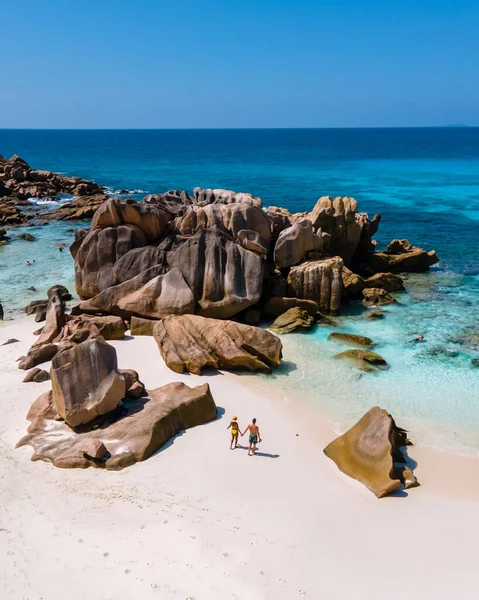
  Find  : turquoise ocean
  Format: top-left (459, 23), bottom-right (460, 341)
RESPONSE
top-left (1, 128), bottom-right (478, 453)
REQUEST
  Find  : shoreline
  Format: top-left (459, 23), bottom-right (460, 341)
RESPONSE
top-left (2, 316), bottom-right (479, 598)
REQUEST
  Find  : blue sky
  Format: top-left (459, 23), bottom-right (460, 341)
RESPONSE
top-left (2, 0), bottom-right (478, 128)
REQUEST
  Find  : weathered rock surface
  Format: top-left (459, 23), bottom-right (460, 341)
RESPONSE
top-left (17, 382), bottom-right (217, 470)
top-left (120, 369), bottom-right (146, 399)
top-left (328, 332), bottom-right (373, 347)
top-left (362, 287), bottom-right (398, 306)
top-left (65, 315), bottom-right (126, 340)
top-left (323, 406), bottom-right (418, 498)
top-left (273, 218), bottom-right (322, 268)
top-left (333, 349), bottom-right (388, 372)
top-left (287, 257), bottom-right (343, 315)
top-left (261, 296), bottom-right (320, 319)
top-left (308, 196), bottom-right (379, 265)
top-left (193, 188), bottom-right (262, 208)
top-left (75, 225), bottom-right (148, 299)
top-left (130, 316), bottom-right (158, 336)
top-left (269, 308), bottom-right (314, 334)
top-left (51, 339), bottom-right (125, 428)
top-left (154, 314), bottom-right (282, 375)
top-left (18, 343), bottom-right (59, 370)
top-left (80, 267), bottom-right (194, 320)
top-left (168, 228), bottom-right (263, 319)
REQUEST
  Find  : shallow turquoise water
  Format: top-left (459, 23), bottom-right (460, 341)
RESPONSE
top-left (0, 128), bottom-right (478, 452)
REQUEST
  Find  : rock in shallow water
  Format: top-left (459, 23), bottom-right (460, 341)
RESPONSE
top-left (323, 406), bottom-right (418, 498)
top-left (362, 287), bottom-right (397, 306)
top-left (333, 349), bottom-right (388, 372)
top-left (328, 332), bottom-right (373, 347)
top-left (154, 314), bottom-right (282, 375)
top-left (17, 382), bottom-right (217, 470)
top-left (269, 307), bottom-right (314, 335)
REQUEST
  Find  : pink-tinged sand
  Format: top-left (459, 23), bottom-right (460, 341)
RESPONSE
top-left (1, 317), bottom-right (478, 600)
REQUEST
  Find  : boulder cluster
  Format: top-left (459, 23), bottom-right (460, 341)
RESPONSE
top-left (0, 154), bottom-right (103, 225)
top-left (70, 189), bottom-right (434, 325)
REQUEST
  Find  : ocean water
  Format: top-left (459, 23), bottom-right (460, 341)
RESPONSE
top-left (1, 128), bottom-right (478, 453)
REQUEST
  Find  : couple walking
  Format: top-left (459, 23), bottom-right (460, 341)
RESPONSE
top-left (227, 416), bottom-right (261, 456)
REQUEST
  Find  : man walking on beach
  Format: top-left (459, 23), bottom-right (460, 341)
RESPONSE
top-left (242, 418), bottom-right (262, 456)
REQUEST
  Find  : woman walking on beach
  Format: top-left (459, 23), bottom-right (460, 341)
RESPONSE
top-left (227, 416), bottom-right (241, 449)
top-left (242, 418), bottom-right (262, 456)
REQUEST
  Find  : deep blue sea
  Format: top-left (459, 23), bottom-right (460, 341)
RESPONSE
top-left (1, 128), bottom-right (478, 453)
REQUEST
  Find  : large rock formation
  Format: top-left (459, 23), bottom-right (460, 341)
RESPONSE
top-left (154, 314), bottom-right (283, 375)
top-left (51, 339), bottom-right (126, 428)
top-left (17, 382), bottom-right (217, 470)
top-left (0, 154), bottom-right (103, 200)
top-left (287, 257), bottom-right (343, 315)
top-left (323, 407), bottom-right (418, 498)
top-left (168, 228), bottom-right (263, 318)
top-left (45, 194), bottom-right (110, 221)
top-left (308, 196), bottom-right (379, 266)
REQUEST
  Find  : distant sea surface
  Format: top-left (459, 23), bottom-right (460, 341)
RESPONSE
top-left (1, 128), bottom-right (478, 453)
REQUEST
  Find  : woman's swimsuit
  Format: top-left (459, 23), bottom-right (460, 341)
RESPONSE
top-left (231, 422), bottom-right (239, 436)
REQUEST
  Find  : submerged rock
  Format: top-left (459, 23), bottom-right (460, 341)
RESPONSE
top-left (323, 406), bottom-right (418, 498)
top-left (328, 332), bottom-right (373, 347)
top-left (366, 310), bottom-right (385, 321)
top-left (333, 349), bottom-right (388, 372)
top-left (154, 314), bottom-right (282, 375)
top-left (17, 382), bottom-right (217, 470)
top-left (269, 307), bottom-right (314, 335)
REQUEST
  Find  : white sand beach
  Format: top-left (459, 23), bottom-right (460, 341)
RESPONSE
top-left (1, 317), bottom-right (479, 600)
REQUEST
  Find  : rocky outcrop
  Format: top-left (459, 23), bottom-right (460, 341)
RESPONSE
top-left (369, 239), bottom-right (439, 273)
top-left (269, 308), bottom-right (314, 334)
top-left (362, 288), bottom-right (397, 306)
top-left (45, 194), bottom-right (110, 221)
top-left (51, 339), bottom-right (126, 428)
top-left (323, 407), bottom-right (418, 498)
top-left (308, 196), bottom-right (379, 266)
top-left (80, 267), bottom-right (194, 320)
top-left (333, 349), bottom-right (388, 372)
top-left (154, 314), bottom-right (282, 375)
top-left (193, 188), bottom-right (262, 208)
top-left (17, 382), bottom-right (217, 470)
top-left (64, 315), bottom-right (126, 340)
top-left (75, 225), bottom-right (148, 298)
top-left (168, 228), bottom-right (263, 319)
top-left (273, 218), bottom-right (322, 268)
top-left (0, 154), bottom-right (103, 200)
top-left (287, 257), bottom-right (343, 315)
top-left (328, 332), bottom-right (373, 347)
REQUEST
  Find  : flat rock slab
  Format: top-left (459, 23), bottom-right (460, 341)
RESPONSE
top-left (323, 406), bottom-right (418, 498)
top-left (154, 314), bottom-right (283, 375)
top-left (17, 382), bottom-right (217, 470)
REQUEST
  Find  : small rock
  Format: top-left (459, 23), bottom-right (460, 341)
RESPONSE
top-left (328, 332), bottom-right (373, 347)
top-left (366, 310), bottom-right (384, 320)
top-left (77, 439), bottom-right (107, 460)
top-left (18, 233), bottom-right (36, 241)
top-left (362, 288), bottom-right (397, 306)
top-left (1, 338), bottom-right (20, 346)
top-left (269, 307), bottom-right (314, 335)
top-left (333, 349), bottom-right (389, 372)
top-left (471, 358), bottom-right (479, 368)
top-left (23, 368), bottom-right (51, 383)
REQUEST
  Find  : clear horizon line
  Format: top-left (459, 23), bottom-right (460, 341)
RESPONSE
top-left (0, 125), bottom-right (477, 131)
